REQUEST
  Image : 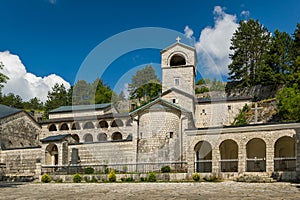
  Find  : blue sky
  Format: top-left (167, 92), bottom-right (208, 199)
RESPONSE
top-left (0, 0), bottom-right (299, 101)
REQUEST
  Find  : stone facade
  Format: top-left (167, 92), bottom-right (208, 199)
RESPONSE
top-left (0, 111), bottom-right (40, 149)
top-left (0, 40), bottom-right (299, 181)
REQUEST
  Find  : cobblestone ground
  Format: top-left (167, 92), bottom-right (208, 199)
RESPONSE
top-left (0, 181), bottom-right (299, 200)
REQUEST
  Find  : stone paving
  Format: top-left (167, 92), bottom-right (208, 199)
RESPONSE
top-left (0, 181), bottom-right (299, 200)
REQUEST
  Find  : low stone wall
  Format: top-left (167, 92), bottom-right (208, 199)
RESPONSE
top-left (0, 147), bottom-right (41, 177)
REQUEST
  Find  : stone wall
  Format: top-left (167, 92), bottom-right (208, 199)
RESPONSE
top-left (0, 112), bottom-right (40, 149)
top-left (137, 109), bottom-right (180, 163)
top-left (0, 147), bottom-right (41, 177)
top-left (195, 99), bottom-right (251, 128)
top-left (70, 141), bottom-right (135, 165)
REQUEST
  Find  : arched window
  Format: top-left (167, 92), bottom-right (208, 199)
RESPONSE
top-left (83, 134), bottom-right (93, 143)
top-left (49, 124), bottom-right (57, 132)
top-left (170, 54), bottom-right (186, 66)
top-left (246, 138), bottom-right (266, 172)
top-left (111, 119), bottom-right (124, 127)
top-left (194, 141), bottom-right (212, 172)
top-left (98, 120), bottom-right (109, 128)
top-left (83, 121), bottom-right (95, 129)
top-left (59, 123), bottom-right (69, 131)
top-left (219, 139), bottom-right (238, 172)
top-left (71, 122), bottom-right (81, 130)
top-left (98, 133), bottom-right (107, 141)
top-left (274, 136), bottom-right (296, 171)
top-left (112, 132), bottom-right (122, 140)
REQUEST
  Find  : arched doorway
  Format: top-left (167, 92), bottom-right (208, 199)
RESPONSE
top-left (71, 122), bottom-right (81, 130)
top-left (83, 121), bottom-right (95, 129)
top-left (194, 141), bottom-right (212, 172)
top-left (98, 120), bottom-right (109, 128)
top-left (219, 139), bottom-right (238, 172)
top-left (246, 138), bottom-right (266, 172)
top-left (48, 124), bottom-right (57, 132)
top-left (98, 133), bottom-right (107, 141)
top-left (45, 144), bottom-right (59, 165)
top-left (59, 123), bottom-right (69, 131)
top-left (112, 132), bottom-right (122, 140)
top-left (274, 136), bottom-right (296, 171)
top-left (111, 119), bottom-right (124, 127)
top-left (84, 133), bottom-right (93, 143)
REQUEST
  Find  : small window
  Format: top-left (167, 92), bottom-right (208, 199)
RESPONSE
top-left (202, 109), bottom-right (205, 113)
top-left (172, 98), bottom-right (178, 104)
top-left (175, 78), bottom-right (180, 86)
top-left (228, 105), bottom-right (232, 110)
top-left (170, 132), bottom-right (174, 138)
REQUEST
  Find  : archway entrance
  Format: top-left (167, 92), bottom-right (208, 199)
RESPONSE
top-left (246, 138), bottom-right (266, 172)
top-left (45, 144), bottom-right (59, 165)
top-left (274, 136), bottom-right (296, 171)
top-left (219, 139), bottom-right (238, 172)
top-left (194, 141), bottom-right (212, 172)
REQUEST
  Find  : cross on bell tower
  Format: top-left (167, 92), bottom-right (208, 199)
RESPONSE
top-left (176, 36), bottom-right (181, 43)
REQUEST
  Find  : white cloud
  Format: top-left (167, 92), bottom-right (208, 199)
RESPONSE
top-left (184, 6), bottom-right (239, 79)
top-left (0, 51), bottom-right (70, 102)
top-left (184, 26), bottom-right (194, 39)
top-left (240, 10), bottom-right (250, 18)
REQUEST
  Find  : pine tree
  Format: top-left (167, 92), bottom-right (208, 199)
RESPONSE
top-left (228, 19), bottom-right (271, 87)
top-left (0, 61), bottom-right (9, 96)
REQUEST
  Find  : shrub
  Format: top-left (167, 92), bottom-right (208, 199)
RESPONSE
top-left (84, 167), bottom-right (94, 174)
top-left (147, 172), bottom-right (157, 182)
top-left (192, 173), bottom-right (200, 182)
top-left (203, 175), bottom-right (222, 182)
top-left (161, 165), bottom-right (171, 173)
top-left (108, 169), bottom-right (116, 182)
top-left (140, 177), bottom-right (146, 182)
top-left (73, 173), bottom-right (82, 183)
top-left (41, 174), bottom-right (51, 183)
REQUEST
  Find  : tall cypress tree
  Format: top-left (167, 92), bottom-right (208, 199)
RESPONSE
top-left (228, 19), bottom-right (271, 87)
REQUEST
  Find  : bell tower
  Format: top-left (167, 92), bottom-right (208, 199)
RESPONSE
top-left (161, 37), bottom-right (197, 97)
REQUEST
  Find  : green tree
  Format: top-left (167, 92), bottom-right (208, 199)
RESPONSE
top-left (277, 84), bottom-right (300, 121)
top-left (23, 97), bottom-right (43, 110)
top-left (261, 30), bottom-right (294, 85)
top-left (44, 83), bottom-right (69, 118)
top-left (72, 80), bottom-right (92, 105)
top-left (93, 78), bottom-right (116, 104)
top-left (228, 19), bottom-right (271, 87)
top-left (0, 61), bottom-right (9, 96)
top-left (129, 65), bottom-right (161, 101)
top-left (0, 93), bottom-right (23, 108)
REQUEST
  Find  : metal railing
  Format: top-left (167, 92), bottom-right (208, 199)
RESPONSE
top-left (41, 161), bottom-right (187, 175)
top-left (274, 157), bottom-right (296, 171)
top-left (246, 158), bottom-right (266, 172)
top-left (220, 159), bottom-right (238, 172)
top-left (194, 160), bottom-right (212, 173)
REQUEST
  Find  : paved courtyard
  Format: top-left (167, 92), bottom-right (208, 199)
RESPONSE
top-left (0, 181), bottom-right (299, 200)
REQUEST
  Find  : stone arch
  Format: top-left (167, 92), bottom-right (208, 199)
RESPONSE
top-left (59, 123), bottom-right (69, 131)
top-left (274, 136), bottom-right (296, 171)
top-left (83, 121), bottom-right (95, 129)
top-left (126, 118), bottom-right (133, 126)
top-left (170, 53), bottom-right (186, 66)
top-left (219, 139), bottom-right (238, 172)
top-left (71, 122), bottom-right (81, 130)
top-left (194, 141), bottom-right (212, 172)
top-left (246, 138), bottom-right (266, 172)
top-left (48, 124), bottom-right (57, 132)
top-left (111, 132), bottom-right (122, 140)
top-left (83, 133), bottom-right (93, 143)
top-left (98, 120), bottom-right (109, 128)
top-left (97, 133), bottom-right (107, 141)
top-left (111, 119), bottom-right (123, 127)
top-left (45, 143), bottom-right (58, 165)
